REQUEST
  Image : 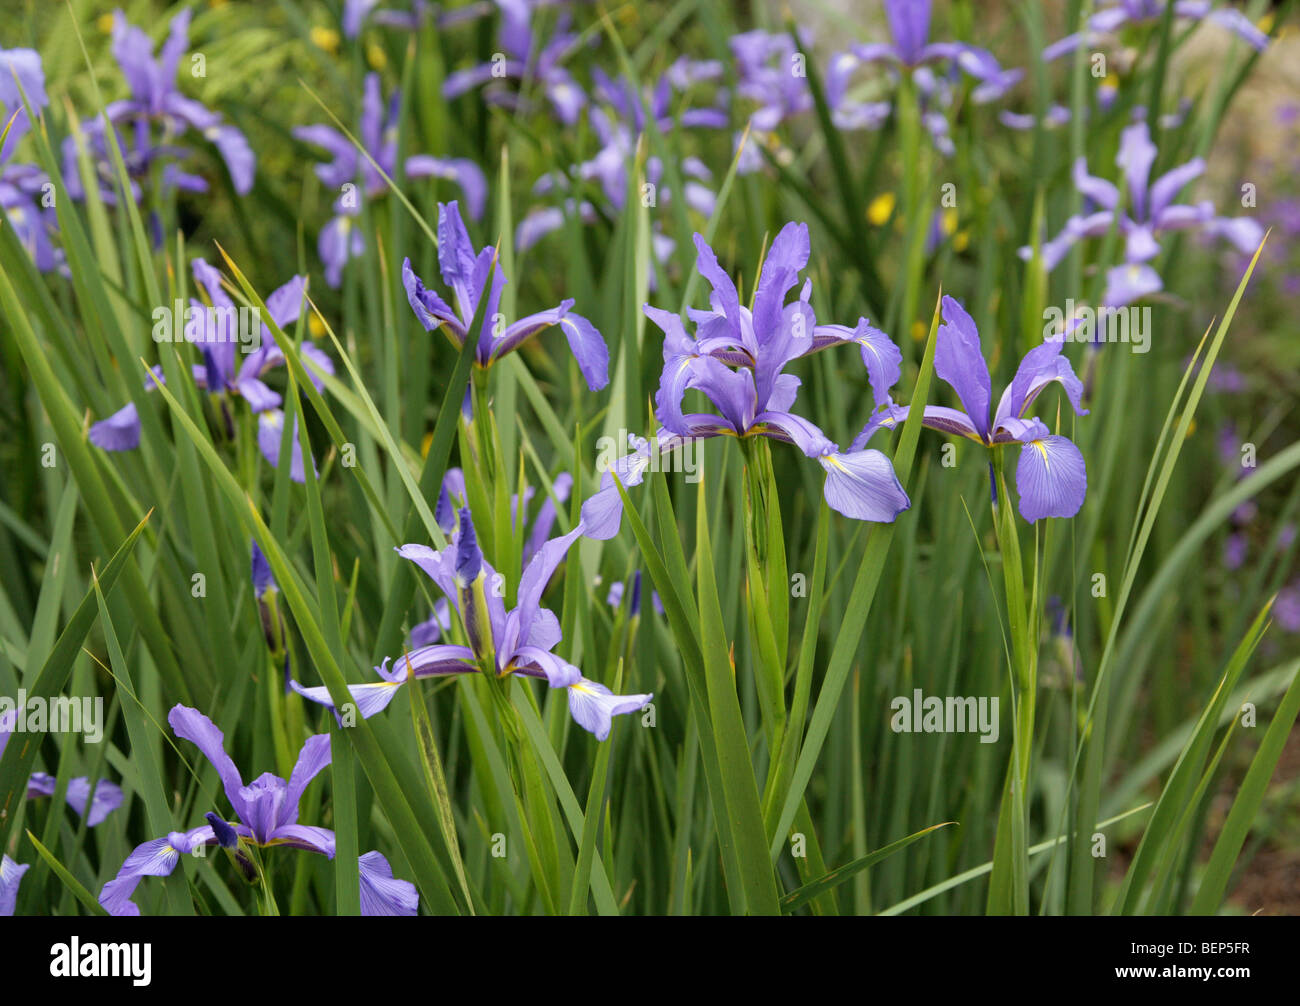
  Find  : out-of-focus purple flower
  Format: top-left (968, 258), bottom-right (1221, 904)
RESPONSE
top-left (606, 571), bottom-right (664, 617)
top-left (295, 73), bottom-right (486, 287)
top-left (854, 296), bottom-right (1089, 523)
top-left (442, 2), bottom-right (590, 126)
top-left (0, 706), bottom-right (125, 836)
top-left (633, 223), bottom-right (911, 525)
top-left (99, 705), bottom-right (417, 916)
top-left (0, 48), bottom-right (60, 273)
top-left (1044, 0), bottom-right (1269, 62)
top-left (402, 201), bottom-right (609, 390)
top-left (343, 0), bottom-right (436, 36)
top-left (294, 507), bottom-right (651, 741)
top-left (63, 11), bottom-right (255, 205)
top-left (1223, 532), bottom-right (1247, 570)
top-left (1276, 581), bottom-right (1300, 633)
top-left (1023, 120), bottom-right (1262, 306)
top-left (89, 259), bottom-right (332, 482)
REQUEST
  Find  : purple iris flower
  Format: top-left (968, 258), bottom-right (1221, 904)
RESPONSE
top-left (293, 507), bottom-right (652, 741)
top-left (1044, 0), bottom-right (1269, 62)
top-left (99, 705), bottom-right (418, 916)
top-left (0, 705), bottom-right (125, 827)
top-left (1023, 120), bottom-right (1263, 307)
top-left (852, 296), bottom-right (1090, 524)
top-left (442, 2), bottom-right (589, 126)
top-left (729, 29), bottom-right (813, 174)
top-left (0, 705), bottom-right (124, 916)
top-left (89, 258), bottom-right (333, 482)
top-left (1, 48), bottom-right (61, 273)
top-left (295, 73), bottom-right (486, 287)
top-left (516, 70), bottom-right (720, 264)
top-left (402, 201), bottom-right (609, 390)
top-left (62, 10), bottom-right (254, 205)
top-left (638, 223), bottom-right (910, 524)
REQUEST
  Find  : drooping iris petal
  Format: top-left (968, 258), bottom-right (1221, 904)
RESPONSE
top-left (290, 678), bottom-right (408, 720)
top-left (64, 777), bottom-right (125, 827)
top-left (566, 679), bottom-right (653, 741)
top-left (557, 313), bottom-right (610, 391)
top-left (1102, 262), bottom-right (1162, 308)
top-left (1014, 435), bottom-right (1088, 523)
top-left (99, 825), bottom-right (215, 916)
top-left (819, 450), bottom-right (911, 522)
top-left (359, 850), bottom-right (420, 916)
top-left (935, 296), bottom-right (992, 440)
top-left (89, 401), bottom-right (142, 451)
top-left (1, 855), bottom-right (28, 917)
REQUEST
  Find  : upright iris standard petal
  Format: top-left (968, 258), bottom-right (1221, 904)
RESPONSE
top-left (1014, 435), bottom-right (1088, 523)
top-left (935, 295), bottom-right (992, 439)
top-left (167, 705), bottom-right (248, 820)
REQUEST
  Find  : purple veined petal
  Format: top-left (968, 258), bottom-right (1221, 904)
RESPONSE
top-left (689, 354), bottom-right (758, 433)
top-left (290, 678), bottom-right (408, 721)
top-left (511, 645), bottom-right (582, 687)
top-left (1148, 156), bottom-right (1205, 220)
top-left (848, 403), bottom-right (911, 451)
top-left (89, 400), bottom-right (142, 451)
top-left (167, 705), bottom-right (248, 820)
top-left (238, 773), bottom-right (291, 844)
top-left (510, 523), bottom-right (584, 653)
top-left (381, 643), bottom-right (477, 682)
top-left (566, 678), bottom-right (653, 741)
top-left (112, 13), bottom-right (164, 108)
top-left (580, 439), bottom-right (657, 540)
top-left (1, 855), bottom-right (28, 916)
top-left (435, 469), bottom-right (468, 535)
top-left (401, 256), bottom-right (463, 340)
top-left (490, 300), bottom-right (570, 361)
top-left (995, 339), bottom-right (1089, 427)
top-left (359, 850), bottom-right (420, 916)
top-left (265, 823), bottom-right (336, 858)
top-left (396, 542), bottom-right (458, 602)
top-left (1014, 434), bottom-right (1087, 522)
top-left (751, 409), bottom-right (837, 459)
top-left (437, 200), bottom-right (481, 319)
top-left (411, 596), bottom-right (453, 647)
top-left (523, 472), bottom-right (573, 567)
top-left (557, 312), bottom-right (610, 391)
top-left (282, 734), bottom-right (332, 825)
top-left (1116, 120), bottom-right (1157, 219)
top-left (755, 299), bottom-right (815, 408)
top-left (852, 320), bottom-right (903, 408)
top-left (992, 416), bottom-right (1051, 444)
top-left (64, 777), bottom-right (125, 827)
top-left (819, 449), bottom-right (911, 522)
top-left (752, 220), bottom-right (810, 344)
top-left (1072, 156), bottom-right (1120, 212)
top-left (262, 274), bottom-right (308, 334)
top-left (1102, 262), bottom-right (1162, 308)
top-left (691, 233), bottom-right (747, 351)
top-left (766, 373), bottom-right (801, 414)
top-left (257, 408), bottom-right (314, 483)
top-left (935, 295), bottom-right (992, 441)
top-left (99, 825), bottom-right (214, 917)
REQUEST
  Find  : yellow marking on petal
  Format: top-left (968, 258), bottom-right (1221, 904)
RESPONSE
top-left (1032, 439), bottom-right (1050, 469)
top-left (821, 454), bottom-right (848, 472)
top-left (867, 192), bottom-right (896, 226)
top-left (569, 680), bottom-right (597, 695)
